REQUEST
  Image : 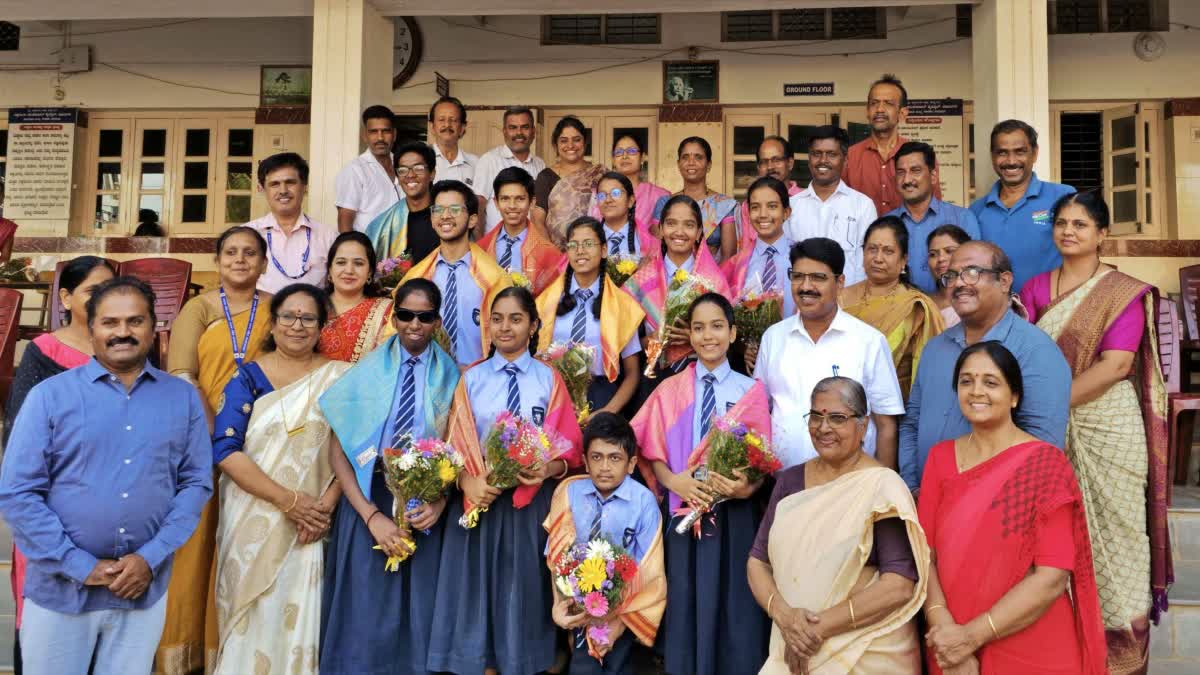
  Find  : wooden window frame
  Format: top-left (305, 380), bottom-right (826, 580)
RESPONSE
top-left (540, 14), bottom-right (661, 46)
top-left (721, 8), bottom-right (887, 42)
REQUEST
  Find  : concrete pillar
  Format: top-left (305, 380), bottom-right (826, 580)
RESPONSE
top-left (308, 0), bottom-right (393, 225)
top-left (971, 0), bottom-right (1052, 195)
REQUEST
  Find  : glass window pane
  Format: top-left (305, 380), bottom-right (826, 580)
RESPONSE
top-left (95, 194), bottom-right (120, 223)
top-left (97, 162), bottom-right (122, 190)
top-left (1144, 121), bottom-right (1151, 153)
top-left (1146, 193), bottom-right (1152, 225)
top-left (1112, 190), bottom-right (1136, 224)
top-left (140, 162), bottom-right (165, 190)
top-left (184, 162), bottom-right (209, 190)
top-left (98, 129), bottom-right (123, 157)
top-left (733, 127), bottom-right (765, 156)
top-left (393, 115), bottom-right (428, 146)
top-left (733, 160), bottom-right (759, 193)
top-left (141, 129), bottom-right (167, 157)
top-left (1112, 153), bottom-right (1137, 187)
top-left (138, 194), bottom-right (163, 221)
top-left (845, 122), bottom-right (871, 145)
top-left (790, 159), bottom-right (811, 186)
top-left (227, 162), bottom-right (253, 190)
top-left (0, 129), bottom-right (7, 156)
top-left (787, 125), bottom-right (821, 156)
top-left (181, 194), bottom-right (208, 222)
top-left (225, 195), bottom-right (251, 224)
top-left (186, 129), bottom-right (211, 157)
top-left (1111, 115), bottom-right (1136, 151)
top-left (227, 129), bottom-right (254, 157)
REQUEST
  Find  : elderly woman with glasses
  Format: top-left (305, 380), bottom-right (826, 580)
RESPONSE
top-left (748, 376), bottom-right (928, 674)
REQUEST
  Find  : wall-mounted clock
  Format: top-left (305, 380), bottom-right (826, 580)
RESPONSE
top-left (393, 17), bottom-right (424, 89)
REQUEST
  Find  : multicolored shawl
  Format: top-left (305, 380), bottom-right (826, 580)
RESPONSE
top-left (318, 296), bottom-right (394, 363)
top-left (650, 192), bottom-right (738, 245)
top-left (732, 180), bottom-right (801, 255)
top-left (535, 272), bottom-right (645, 383)
top-left (446, 364), bottom-right (583, 513)
top-left (1039, 271), bottom-right (1171, 621)
top-left (628, 364), bottom-right (770, 512)
top-left (319, 337), bottom-right (460, 499)
top-left (401, 243), bottom-right (513, 357)
top-left (840, 282), bottom-right (944, 399)
top-left (622, 247), bottom-right (731, 364)
top-left (478, 219), bottom-right (567, 297)
top-left (546, 164), bottom-right (606, 249)
top-left (922, 440), bottom-right (1108, 675)
top-left (544, 475), bottom-right (667, 658)
top-left (363, 196), bottom-right (410, 259)
top-left (588, 180), bottom-right (670, 248)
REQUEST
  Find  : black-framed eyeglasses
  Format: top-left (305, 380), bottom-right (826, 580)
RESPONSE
top-left (804, 411), bottom-right (862, 429)
top-left (940, 265), bottom-right (1001, 287)
top-left (394, 309), bottom-right (439, 324)
top-left (787, 270), bottom-right (832, 284)
top-left (276, 312), bottom-right (319, 328)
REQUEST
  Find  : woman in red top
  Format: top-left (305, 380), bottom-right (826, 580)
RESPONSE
top-left (917, 340), bottom-right (1107, 674)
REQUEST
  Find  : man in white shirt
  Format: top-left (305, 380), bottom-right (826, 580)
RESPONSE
top-left (245, 152), bottom-right (338, 293)
top-left (786, 126), bottom-right (877, 286)
top-left (473, 106), bottom-right (546, 234)
top-left (429, 96), bottom-right (478, 187)
top-left (335, 105), bottom-right (402, 233)
top-left (753, 237), bottom-right (904, 469)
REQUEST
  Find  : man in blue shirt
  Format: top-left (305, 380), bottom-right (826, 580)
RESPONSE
top-left (970, 119), bottom-right (1075, 292)
top-left (0, 277), bottom-right (212, 674)
top-left (886, 141), bottom-right (980, 294)
top-left (898, 241), bottom-right (1070, 491)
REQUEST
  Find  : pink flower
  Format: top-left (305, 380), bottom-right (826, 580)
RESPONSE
top-left (584, 591), bottom-right (609, 618)
top-left (587, 623), bottom-right (610, 645)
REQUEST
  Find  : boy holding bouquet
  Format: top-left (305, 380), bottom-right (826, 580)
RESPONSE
top-left (545, 412), bottom-right (665, 674)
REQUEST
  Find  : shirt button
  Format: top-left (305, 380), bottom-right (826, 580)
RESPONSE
top-left (121, 492), bottom-right (129, 499)
top-left (118, 528), bottom-right (126, 534)
top-left (125, 425), bottom-right (132, 431)
top-left (124, 459), bottom-right (131, 465)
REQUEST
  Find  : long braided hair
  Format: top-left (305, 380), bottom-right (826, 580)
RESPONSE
top-left (557, 216), bottom-right (606, 321)
top-left (597, 171), bottom-right (638, 255)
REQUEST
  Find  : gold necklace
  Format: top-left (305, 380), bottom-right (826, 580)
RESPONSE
top-left (278, 359), bottom-right (319, 438)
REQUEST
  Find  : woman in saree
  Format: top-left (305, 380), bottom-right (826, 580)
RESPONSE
top-left (536, 216), bottom-right (644, 417)
top-left (588, 135), bottom-right (669, 244)
top-left (624, 195), bottom-right (732, 380)
top-left (748, 376), bottom-right (927, 674)
top-left (630, 292), bottom-right (770, 675)
top-left (1019, 191), bottom-right (1170, 674)
top-left (840, 215), bottom-right (943, 399)
top-left (427, 286), bottom-right (583, 675)
top-left (211, 284), bottom-right (350, 674)
top-left (533, 116), bottom-right (605, 249)
top-left (651, 137), bottom-right (738, 262)
top-left (318, 231), bottom-right (393, 362)
top-left (3, 255), bottom-right (114, 675)
top-left (919, 341), bottom-right (1108, 675)
top-left (158, 225), bottom-right (273, 673)
top-left (926, 224), bottom-right (971, 329)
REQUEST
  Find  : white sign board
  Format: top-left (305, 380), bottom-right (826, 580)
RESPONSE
top-left (5, 108), bottom-right (78, 232)
top-left (899, 99), bottom-right (966, 206)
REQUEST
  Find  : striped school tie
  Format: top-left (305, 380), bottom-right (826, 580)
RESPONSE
top-left (390, 356), bottom-right (420, 448)
top-left (440, 260), bottom-right (463, 355)
top-left (608, 234), bottom-right (624, 255)
top-left (762, 246), bottom-right (779, 292)
top-left (588, 493), bottom-right (609, 541)
top-left (700, 373), bottom-right (716, 438)
top-left (504, 363), bottom-right (521, 416)
top-left (498, 234), bottom-right (516, 269)
top-left (571, 288), bottom-right (593, 344)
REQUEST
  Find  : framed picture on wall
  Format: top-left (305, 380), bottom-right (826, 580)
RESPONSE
top-left (260, 66), bottom-right (312, 107)
top-left (662, 61), bottom-right (719, 104)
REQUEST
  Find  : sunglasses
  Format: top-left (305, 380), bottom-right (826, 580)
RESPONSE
top-left (394, 309), bottom-right (439, 324)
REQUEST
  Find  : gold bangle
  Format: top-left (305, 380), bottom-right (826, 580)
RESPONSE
top-left (926, 604), bottom-right (946, 614)
top-left (766, 592), bottom-right (776, 618)
top-left (986, 612), bottom-right (1000, 640)
top-left (282, 490), bottom-right (299, 513)
top-left (553, 460), bottom-right (570, 480)
top-left (848, 598), bottom-right (857, 629)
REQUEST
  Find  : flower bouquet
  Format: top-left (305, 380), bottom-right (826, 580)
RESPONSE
top-left (674, 412), bottom-right (781, 535)
top-left (605, 253), bottom-right (643, 288)
top-left (509, 270), bottom-right (532, 290)
top-left (376, 434), bottom-right (464, 570)
top-left (538, 341), bottom-right (596, 424)
top-left (552, 537), bottom-right (639, 650)
top-left (376, 254), bottom-right (413, 291)
top-left (643, 268), bottom-right (717, 378)
top-left (733, 274), bottom-right (784, 347)
top-left (0, 257), bottom-right (36, 283)
top-left (458, 411), bottom-right (570, 529)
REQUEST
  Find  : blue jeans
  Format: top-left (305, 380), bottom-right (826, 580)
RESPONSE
top-left (20, 593), bottom-right (166, 675)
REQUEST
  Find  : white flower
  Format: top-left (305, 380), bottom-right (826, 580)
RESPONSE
top-left (398, 452), bottom-right (418, 471)
top-left (586, 539), bottom-right (615, 561)
top-left (555, 575), bottom-right (575, 599)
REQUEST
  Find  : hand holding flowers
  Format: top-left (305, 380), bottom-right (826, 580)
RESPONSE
top-left (605, 253), bottom-right (643, 287)
top-left (537, 342), bottom-right (596, 424)
top-left (375, 435), bottom-right (464, 570)
top-left (459, 412), bottom-right (570, 528)
top-left (551, 537), bottom-right (640, 653)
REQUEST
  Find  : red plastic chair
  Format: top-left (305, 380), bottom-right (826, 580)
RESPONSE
top-left (1160, 295), bottom-right (1200, 492)
top-left (49, 257), bottom-right (120, 331)
top-left (119, 258), bottom-right (193, 366)
top-left (0, 288), bottom-right (24, 410)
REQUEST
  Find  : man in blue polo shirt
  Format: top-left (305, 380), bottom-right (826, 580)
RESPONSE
top-left (887, 141), bottom-right (980, 294)
top-left (970, 119), bottom-right (1075, 292)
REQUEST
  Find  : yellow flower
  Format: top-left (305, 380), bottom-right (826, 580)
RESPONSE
top-left (539, 431), bottom-right (551, 450)
top-left (616, 260), bottom-right (637, 274)
top-left (672, 269), bottom-right (689, 285)
top-left (510, 271), bottom-right (532, 289)
top-left (438, 458), bottom-right (458, 484)
top-left (746, 433), bottom-right (763, 449)
top-left (577, 556), bottom-right (608, 593)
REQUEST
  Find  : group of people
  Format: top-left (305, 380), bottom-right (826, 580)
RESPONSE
top-left (0, 71), bottom-right (1172, 675)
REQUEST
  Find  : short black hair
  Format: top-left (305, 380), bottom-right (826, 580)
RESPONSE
top-left (756, 135), bottom-right (791, 162)
top-left (257, 152), bottom-right (309, 187)
top-left (216, 225), bottom-right (268, 257)
top-left (263, 283), bottom-right (329, 353)
top-left (394, 141), bottom-right (436, 171)
top-left (493, 166), bottom-right (535, 199)
top-left (895, 141), bottom-right (936, 170)
top-left (789, 237), bottom-right (845, 276)
top-left (869, 73), bottom-right (908, 108)
top-left (677, 136), bottom-right (713, 161)
top-left (990, 119), bottom-right (1039, 151)
top-left (687, 291), bottom-right (734, 325)
top-left (394, 277), bottom-right (443, 314)
top-left (583, 412), bottom-right (639, 459)
top-left (428, 96), bottom-right (467, 124)
top-left (362, 105), bottom-right (395, 127)
top-left (503, 106), bottom-right (534, 126)
top-left (807, 125), bottom-right (850, 156)
top-left (86, 276), bottom-right (156, 328)
top-left (953, 340), bottom-right (1024, 412)
top-left (926, 223), bottom-right (972, 249)
top-left (551, 116), bottom-right (587, 146)
top-left (1051, 190), bottom-right (1109, 231)
top-left (430, 180), bottom-right (479, 217)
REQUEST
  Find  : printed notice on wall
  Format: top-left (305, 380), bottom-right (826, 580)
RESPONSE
top-left (899, 100), bottom-right (966, 206)
top-left (5, 108), bottom-right (78, 231)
